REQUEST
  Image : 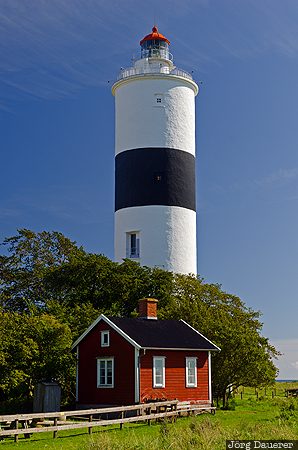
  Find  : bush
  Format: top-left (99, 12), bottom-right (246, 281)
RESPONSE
top-left (277, 399), bottom-right (296, 421)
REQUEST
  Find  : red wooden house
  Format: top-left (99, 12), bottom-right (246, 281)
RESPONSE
top-left (72, 298), bottom-right (219, 407)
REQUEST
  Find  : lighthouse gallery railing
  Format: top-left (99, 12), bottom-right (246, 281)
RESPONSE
top-left (117, 67), bottom-right (194, 82)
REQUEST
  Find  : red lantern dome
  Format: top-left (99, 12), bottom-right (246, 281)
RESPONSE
top-left (139, 26), bottom-right (171, 60)
top-left (140, 26), bottom-right (170, 46)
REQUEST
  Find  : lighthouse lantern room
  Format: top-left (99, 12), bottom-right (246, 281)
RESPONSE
top-left (112, 26), bottom-right (199, 274)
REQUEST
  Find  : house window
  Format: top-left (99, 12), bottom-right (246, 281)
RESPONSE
top-left (101, 330), bottom-right (109, 347)
top-left (186, 357), bottom-right (197, 387)
top-left (156, 97), bottom-right (162, 103)
top-left (126, 232), bottom-right (140, 258)
top-left (153, 356), bottom-right (165, 388)
top-left (97, 358), bottom-right (114, 388)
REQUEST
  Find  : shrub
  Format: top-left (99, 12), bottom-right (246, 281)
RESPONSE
top-left (277, 399), bottom-right (296, 421)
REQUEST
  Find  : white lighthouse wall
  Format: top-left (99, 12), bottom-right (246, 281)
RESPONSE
top-left (115, 78), bottom-right (196, 156)
top-left (115, 205), bottom-right (197, 275)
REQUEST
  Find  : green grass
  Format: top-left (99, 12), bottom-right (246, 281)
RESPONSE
top-left (233, 380), bottom-right (298, 400)
top-left (1, 382), bottom-right (297, 450)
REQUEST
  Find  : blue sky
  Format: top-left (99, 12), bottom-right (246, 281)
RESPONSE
top-left (1, 0), bottom-right (297, 379)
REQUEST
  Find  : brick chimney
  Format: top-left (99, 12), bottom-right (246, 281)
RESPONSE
top-left (138, 298), bottom-right (158, 320)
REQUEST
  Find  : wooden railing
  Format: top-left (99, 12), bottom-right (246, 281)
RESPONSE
top-left (177, 403), bottom-right (216, 415)
top-left (0, 400), bottom-right (178, 442)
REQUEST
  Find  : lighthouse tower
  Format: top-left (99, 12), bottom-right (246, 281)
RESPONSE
top-left (112, 26), bottom-right (198, 274)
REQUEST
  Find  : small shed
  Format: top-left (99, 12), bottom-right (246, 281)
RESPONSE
top-left (33, 382), bottom-right (61, 413)
top-left (72, 298), bottom-right (220, 407)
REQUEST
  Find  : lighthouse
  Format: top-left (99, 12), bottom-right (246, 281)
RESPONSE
top-left (112, 26), bottom-right (198, 274)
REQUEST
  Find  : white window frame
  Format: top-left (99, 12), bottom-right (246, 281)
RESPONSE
top-left (101, 330), bottom-right (110, 347)
top-left (153, 356), bottom-right (165, 388)
top-left (97, 357), bottom-right (114, 388)
top-left (154, 93), bottom-right (164, 106)
top-left (186, 357), bottom-right (197, 388)
top-left (126, 232), bottom-right (140, 259)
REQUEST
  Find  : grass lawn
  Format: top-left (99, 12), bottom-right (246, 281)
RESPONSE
top-left (1, 383), bottom-right (297, 450)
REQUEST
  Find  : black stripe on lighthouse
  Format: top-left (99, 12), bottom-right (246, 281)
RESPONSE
top-left (115, 147), bottom-right (196, 212)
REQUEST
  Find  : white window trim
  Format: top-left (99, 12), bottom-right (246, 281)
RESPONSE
top-left (153, 356), bottom-right (165, 388)
top-left (101, 330), bottom-right (110, 347)
top-left (97, 357), bottom-right (114, 388)
top-left (126, 232), bottom-right (140, 259)
top-left (154, 93), bottom-right (164, 107)
top-left (186, 357), bottom-right (197, 388)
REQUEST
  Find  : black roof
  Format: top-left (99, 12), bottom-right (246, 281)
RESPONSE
top-left (108, 317), bottom-right (219, 351)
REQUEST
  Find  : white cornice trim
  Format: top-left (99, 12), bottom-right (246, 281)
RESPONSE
top-left (71, 315), bottom-right (141, 350)
top-left (112, 74), bottom-right (199, 96)
top-left (143, 347), bottom-right (218, 351)
top-left (71, 316), bottom-right (220, 352)
top-left (134, 348), bottom-right (140, 403)
top-left (180, 320), bottom-right (221, 351)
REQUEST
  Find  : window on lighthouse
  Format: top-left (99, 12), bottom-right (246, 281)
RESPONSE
top-left (141, 38), bottom-right (169, 60)
top-left (154, 93), bottom-right (164, 105)
top-left (126, 232), bottom-right (140, 259)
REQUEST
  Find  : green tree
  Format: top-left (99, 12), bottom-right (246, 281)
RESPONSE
top-left (0, 229), bottom-right (174, 316)
top-left (0, 229), bottom-right (82, 312)
top-left (0, 229), bottom-right (279, 410)
top-left (0, 311), bottom-right (75, 405)
top-left (44, 254), bottom-right (174, 317)
top-left (159, 274), bottom-right (279, 407)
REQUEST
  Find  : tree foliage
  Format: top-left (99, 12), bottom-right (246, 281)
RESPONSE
top-left (0, 311), bottom-right (74, 402)
top-left (0, 229), bottom-right (82, 312)
top-left (0, 229), bottom-right (279, 411)
top-left (158, 274), bottom-right (279, 405)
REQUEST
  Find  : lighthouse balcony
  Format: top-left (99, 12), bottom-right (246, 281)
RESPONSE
top-left (116, 66), bottom-right (194, 82)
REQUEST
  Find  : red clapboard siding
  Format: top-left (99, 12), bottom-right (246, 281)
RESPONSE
top-left (78, 321), bottom-right (135, 405)
top-left (140, 350), bottom-right (209, 402)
